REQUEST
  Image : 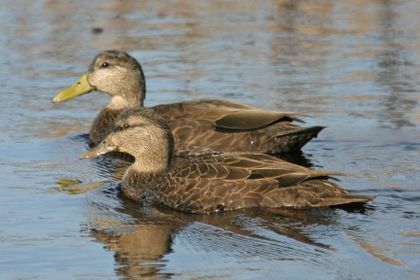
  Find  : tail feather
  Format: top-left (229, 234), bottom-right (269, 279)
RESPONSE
top-left (313, 194), bottom-right (373, 207)
top-left (269, 126), bottom-right (325, 153)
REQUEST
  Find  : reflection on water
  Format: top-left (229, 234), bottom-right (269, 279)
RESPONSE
top-left (88, 196), bottom-right (180, 279)
top-left (86, 189), bottom-right (336, 279)
top-left (1, 0), bottom-right (419, 279)
top-left (86, 188), bottom-right (404, 279)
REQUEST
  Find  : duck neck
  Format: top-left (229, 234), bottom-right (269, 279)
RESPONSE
top-left (107, 82), bottom-right (145, 109)
top-left (122, 157), bottom-right (169, 194)
top-left (131, 158), bottom-right (169, 174)
top-left (129, 141), bottom-right (173, 175)
top-left (107, 95), bottom-right (139, 110)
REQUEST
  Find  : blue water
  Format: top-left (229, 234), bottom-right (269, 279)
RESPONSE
top-left (0, 1), bottom-right (419, 279)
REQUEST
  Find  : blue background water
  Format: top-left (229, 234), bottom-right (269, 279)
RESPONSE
top-left (0, 1), bottom-right (419, 279)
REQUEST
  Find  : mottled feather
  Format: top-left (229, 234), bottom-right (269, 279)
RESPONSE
top-left (84, 108), bottom-right (372, 214)
top-left (57, 50), bottom-right (324, 155)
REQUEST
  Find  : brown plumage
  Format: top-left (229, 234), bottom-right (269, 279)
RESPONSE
top-left (81, 108), bottom-right (371, 214)
top-left (53, 50), bottom-right (324, 155)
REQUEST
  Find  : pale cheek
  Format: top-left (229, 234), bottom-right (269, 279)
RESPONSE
top-left (90, 71), bottom-right (115, 91)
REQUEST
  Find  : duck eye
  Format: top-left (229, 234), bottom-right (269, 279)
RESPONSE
top-left (122, 123), bottom-right (129, 129)
top-left (100, 62), bottom-right (110, 68)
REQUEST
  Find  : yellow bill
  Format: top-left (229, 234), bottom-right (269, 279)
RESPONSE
top-left (52, 73), bottom-right (94, 103)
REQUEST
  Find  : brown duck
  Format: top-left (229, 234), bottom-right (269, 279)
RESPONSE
top-left (81, 108), bottom-right (371, 214)
top-left (53, 50), bottom-right (324, 156)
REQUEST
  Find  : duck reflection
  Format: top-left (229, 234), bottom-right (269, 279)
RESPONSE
top-left (85, 186), bottom-right (369, 279)
top-left (89, 198), bottom-right (182, 279)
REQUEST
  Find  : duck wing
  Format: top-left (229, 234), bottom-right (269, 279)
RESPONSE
top-left (154, 153), bottom-right (363, 213)
top-left (208, 153), bottom-right (340, 184)
top-left (153, 99), bottom-right (301, 131)
top-left (167, 153), bottom-right (340, 186)
top-left (152, 100), bottom-right (317, 155)
top-left (214, 110), bottom-right (302, 131)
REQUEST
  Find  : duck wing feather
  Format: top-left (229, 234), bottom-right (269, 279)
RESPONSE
top-left (152, 100), bottom-right (316, 155)
top-left (150, 153), bottom-right (365, 213)
top-left (214, 110), bottom-right (302, 131)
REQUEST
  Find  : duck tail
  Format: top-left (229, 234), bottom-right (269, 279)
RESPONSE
top-left (314, 194), bottom-right (373, 207)
top-left (269, 126), bottom-right (325, 153)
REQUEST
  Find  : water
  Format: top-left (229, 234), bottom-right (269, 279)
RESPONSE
top-left (0, 1), bottom-right (419, 279)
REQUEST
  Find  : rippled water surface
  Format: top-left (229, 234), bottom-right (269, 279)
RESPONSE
top-left (1, 1), bottom-right (419, 279)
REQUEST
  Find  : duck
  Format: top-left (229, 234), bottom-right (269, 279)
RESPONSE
top-left (81, 108), bottom-right (371, 214)
top-left (53, 50), bottom-right (324, 156)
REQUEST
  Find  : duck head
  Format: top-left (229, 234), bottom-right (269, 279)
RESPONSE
top-left (81, 108), bottom-right (174, 173)
top-left (52, 50), bottom-right (146, 107)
